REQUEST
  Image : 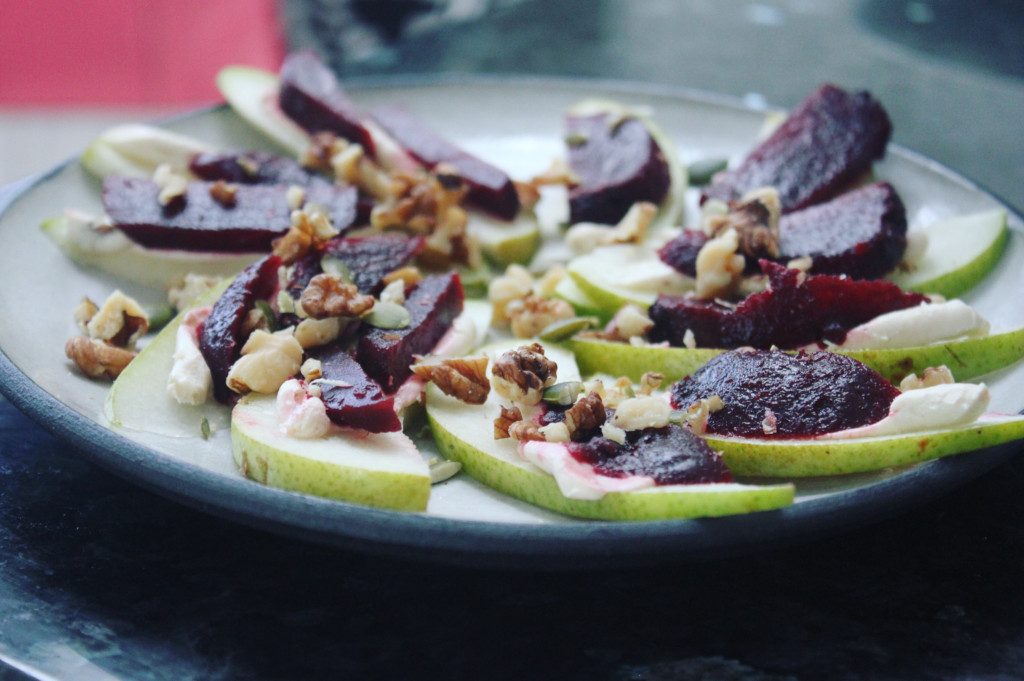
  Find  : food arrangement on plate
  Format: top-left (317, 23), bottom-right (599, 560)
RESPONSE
top-left (45, 51), bottom-right (1024, 521)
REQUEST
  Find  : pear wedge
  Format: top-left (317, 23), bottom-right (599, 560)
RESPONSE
top-left (105, 279), bottom-right (232, 438)
top-left (216, 65), bottom-right (310, 156)
top-left (468, 210), bottom-right (542, 267)
top-left (425, 343), bottom-right (793, 520)
top-left (231, 394), bottom-right (431, 510)
top-left (80, 124), bottom-right (215, 180)
top-left (552, 276), bottom-right (611, 323)
top-left (889, 209), bottom-right (1008, 299)
top-left (567, 244), bottom-right (693, 316)
top-left (705, 415), bottom-right (1024, 478)
top-left (42, 213), bottom-right (259, 289)
top-left (567, 326), bottom-right (1024, 384)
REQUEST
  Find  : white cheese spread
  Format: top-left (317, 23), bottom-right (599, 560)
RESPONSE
top-left (166, 307), bottom-right (213, 405)
top-left (837, 300), bottom-right (990, 350)
top-left (821, 382), bottom-right (990, 439)
top-left (520, 440), bottom-right (656, 500)
top-left (276, 379), bottom-right (331, 439)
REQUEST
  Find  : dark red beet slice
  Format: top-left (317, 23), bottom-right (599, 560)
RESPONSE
top-left (701, 84), bottom-right (892, 213)
top-left (660, 182), bottom-right (907, 280)
top-left (566, 113), bottom-right (670, 225)
top-left (356, 273), bottom-right (464, 392)
top-left (668, 349), bottom-right (900, 438)
top-left (369, 104), bottom-right (520, 221)
top-left (648, 260), bottom-right (928, 349)
top-left (567, 424), bottom-right (733, 484)
top-left (307, 345), bottom-right (401, 433)
top-left (777, 182), bottom-right (906, 279)
top-left (189, 151), bottom-right (331, 188)
top-left (199, 255), bottom-right (281, 403)
top-left (103, 177), bottom-right (357, 252)
top-left (277, 50), bottom-right (375, 153)
top-left (283, 233), bottom-right (425, 300)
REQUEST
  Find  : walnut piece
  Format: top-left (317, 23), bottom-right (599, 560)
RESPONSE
top-left (83, 290), bottom-right (149, 348)
top-left (508, 419), bottom-right (546, 442)
top-left (299, 274), bottom-right (375, 319)
top-left (899, 365), bottom-right (955, 392)
top-left (209, 180), bottom-right (238, 207)
top-left (494, 404), bottom-right (523, 439)
top-left (638, 372), bottom-right (664, 395)
top-left (488, 264), bottom-right (535, 327)
top-left (609, 395), bottom-right (672, 431)
top-left (705, 186), bottom-right (781, 261)
top-left (65, 336), bottom-right (135, 380)
top-left (694, 227), bottom-right (746, 300)
top-left (491, 343), bottom-right (558, 406)
top-left (684, 395), bottom-right (725, 434)
top-left (412, 355), bottom-right (490, 405)
top-left (153, 163), bottom-right (188, 206)
top-left (565, 201), bottom-right (657, 255)
top-left (562, 391), bottom-right (607, 441)
top-left (226, 329), bottom-right (304, 394)
top-left (506, 295), bottom-right (575, 339)
top-left (272, 207), bottom-right (338, 265)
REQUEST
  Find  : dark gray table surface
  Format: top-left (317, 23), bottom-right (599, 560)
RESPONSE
top-left (3, 1), bottom-right (1024, 679)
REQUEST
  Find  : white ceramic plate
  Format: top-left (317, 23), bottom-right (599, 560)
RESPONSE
top-left (1, 77), bottom-right (1022, 568)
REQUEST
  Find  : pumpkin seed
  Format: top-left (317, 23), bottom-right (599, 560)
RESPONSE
top-left (320, 255), bottom-right (354, 284)
top-left (363, 301), bottom-right (411, 329)
top-left (542, 381), bottom-right (585, 406)
top-left (687, 157), bottom-right (729, 186)
top-left (538, 316), bottom-right (599, 342)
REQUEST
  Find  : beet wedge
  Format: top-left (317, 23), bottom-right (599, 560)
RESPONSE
top-left (660, 182), bottom-right (907, 280)
top-left (308, 345), bottom-right (401, 433)
top-left (103, 176), bottom-right (357, 252)
top-left (199, 255), bottom-right (281, 403)
top-left (648, 261), bottom-right (927, 350)
top-left (370, 104), bottom-right (520, 221)
top-left (277, 50), bottom-right (375, 153)
top-left (668, 349), bottom-right (899, 438)
top-left (702, 84), bottom-right (892, 213)
top-left (566, 112), bottom-right (671, 225)
top-left (357, 272), bottom-right (464, 392)
top-left (189, 150), bottom-right (331, 188)
top-left (283, 233), bottom-right (425, 300)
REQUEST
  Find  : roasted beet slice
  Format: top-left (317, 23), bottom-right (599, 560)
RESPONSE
top-left (103, 177), bottom-right (357, 252)
top-left (777, 182), bottom-right (906, 279)
top-left (307, 345), bottom-right (401, 433)
top-left (199, 255), bottom-right (281, 403)
top-left (369, 104), bottom-right (520, 221)
top-left (356, 273), bottom-right (464, 392)
top-left (702, 84), bottom-right (892, 213)
top-left (189, 151), bottom-right (331, 187)
top-left (669, 349), bottom-right (900, 438)
top-left (566, 113), bottom-right (670, 225)
top-left (283, 233), bottom-right (425, 300)
top-left (277, 50), bottom-right (375, 153)
top-left (660, 182), bottom-right (907, 280)
top-left (648, 261), bottom-right (928, 349)
top-left (567, 424), bottom-right (733, 484)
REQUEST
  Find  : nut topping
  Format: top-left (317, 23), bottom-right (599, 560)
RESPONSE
top-left (562, 391), bottom-right (607, 441)
top-left (209, 180), bottom-right (239, 208)
top-left (412, 355), bottom-right (490, 405)
top-left (65, 337), bottom-right (136, 380)
top-left (494, 404), bottom-right (523, 439)
top-left (491, 343), bottom-right (558, 406)
top-left (299, 274), bottom-right (375, 319)
top-left (506, 295), bottom-right (575, 339)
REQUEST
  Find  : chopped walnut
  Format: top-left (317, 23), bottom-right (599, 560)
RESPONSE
top-left (514, 180), bottom-right (541, 211)
top-left (528, 158), bottom-right (580, 187)
top-left (272, 207), bottom-right (338, 265)
top-left (382, 266), bottom-right (424, 289)
top-left (73, 297), bottom-right (99, 334)
top-left (299, 274), bottom-right (375, 319)
top-left (562, 391), bottom-right (607, 441)
top-left (330, 141), bottom-right (365, 185)
top-left (412, 355), bottom-right (490, 405)
top-left (286, 185), bottom-right (306, 210)
top-left (153, 163), bottom-right (187, 206)
top-left (491, 343), bottom-right (558, 406)
top-left (638, 372), bottom-right (664, 395)
top-left (294, 317), bottom-right (344, 348)
top-left (601, 376), bottom-right (636, 409)
top-left (65, 336), bottom-right (135, 380)
top-left (694, 227), bottom-right (746, 300)
top-left (300, 358), bottom-right (323, 381)
top-left (83, 290), bottom-right (149, 348)
top-left (762, 408), bottom-right (778, 435)
top-left (494, 404), bottom-right (524, 439)
top-left (705, 186), bottom-right (781, 261)
top-left (508, 420), bottom-right (546, 442)
top-left (241, 308), bottom-right (270, 336)
top-left (604, 304), bottom-right (654, 342)
top-left (301, 132), bottom-right (340, 174)
top-left (379, 279), bottom-right (406, 306)
top-left (899, 365), bottom-right (956, 392)
top-left (684, 395), bottom-right (724, 434)
top-left (682, 328), bottom-right (697, 349)
top-left (534, 265), bottom-right (567, 298)
top-left (488, 264), bottom-right (535, 327)
top-left (565, 201), bottom-right (657, 255)
top-left (209, 180), bottom-right (238, 207)
top-left (507, 295), bottom-right (575, 338)
top-left (601, 422), bottom-right (627, 444)
top-left (609, 395), bottom-right (671, 431)
top-left (226, 329), bottom-right (303, 394)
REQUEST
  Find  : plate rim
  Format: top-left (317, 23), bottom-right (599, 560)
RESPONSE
top-left (1, 73), bottom-right (1021, 570)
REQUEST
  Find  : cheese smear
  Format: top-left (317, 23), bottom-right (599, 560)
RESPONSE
top-left (821, 382), bottom-right (990, 440)
top-left (520, 440), bottom-right (656, 500)
top-left (166, 307), bottom-right (213, 405)
top-left (837, 300), bottom-right (990, 350)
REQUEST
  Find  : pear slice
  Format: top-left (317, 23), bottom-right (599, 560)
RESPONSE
top-left (565, 98), bottom-right (688, 230)
top-left (567, 244), bottom-right (694, 315)
top-left (216, 66), bottom-right (310, 156)
top-left (552, 276), bottom-right (610, 323)
top-left (468, 210), bottom-right (542, 267)
top-left (231, 394), bottom-right (431, 510)
top-left (705, 414), bottom-right (1024, 478)
top-left (42, 213), bottom-right (259, 289)
top-left (80, 124), bottom-right (216, 180)
top-left (567, 325), bottom-right (1024, 384)
top-left (889, 209), bottom-right (1008, 299)
top-left (425, 343), bottom-right (793, 520)
top-left (105, 279), bottom-right (232, 438)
